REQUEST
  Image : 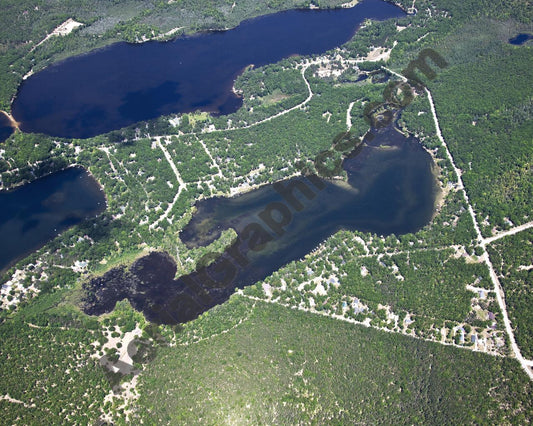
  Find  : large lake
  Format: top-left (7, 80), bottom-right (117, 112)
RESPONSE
top-left (83, 127), bottom-right (437, 324)
top-left (0, 167), bottom-right (105, 273)
top-left (12, 0), bottom-right (404, 138)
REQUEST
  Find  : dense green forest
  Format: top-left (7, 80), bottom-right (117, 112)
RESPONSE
top-left (383, 0), bottom-right (533, 234)
top-left (135, 299), bottom-right (532, 424)
top-left (488, 230), bottom-right (533, 358)
top-left (429, 48), bottom-right (533, 235)
top-left (0, 290), bottom-right (109, 424)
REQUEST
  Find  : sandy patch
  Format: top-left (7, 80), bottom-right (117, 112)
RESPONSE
top-left (53, 19), bottom-right (83, 36)
top-left (95, 325), bottom-right (142, 375)
top-left (341, 0), bottom-right (360, 7)
top-left (94, 325), bottom-right (144, 422)
top-left (314, 65), bottom-right (343, 79)
top-left (32, 19), bottom-right (83, 51)
top-left (156, 26), bottom-right (184, 40)
top-left (363, 41), bottom-right (397, 62)
top-left (451, 246), bottom-right (482, 264)
top-left (518, 265), bottom-right (533, 271)
top-left (262, 283), bottom-right (273, 298)
top-left (312, 280), bottom-right (328, 296)
top-left (0, 394), bottom-right (36, 408)
top-left (0, 267), bottom-right (40, 310)
top-left (0, 111), bottom-right (20, 130)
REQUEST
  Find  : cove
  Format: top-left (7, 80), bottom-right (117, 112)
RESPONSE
top-left (82, 126), bottom-right (437, 324)
top-left (0, 167), bottom-right (106, 273)
top-left (12, 0), bottom-right (405, 139)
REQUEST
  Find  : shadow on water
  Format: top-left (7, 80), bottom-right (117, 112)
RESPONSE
top-left (82, 126), bottom-right (437, 324)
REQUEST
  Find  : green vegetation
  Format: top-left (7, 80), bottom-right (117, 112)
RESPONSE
top-left (342, 250), bottom-right (483, 320)
top-left (243, 231), bottom-right (504, 349)
top-left (0, 290), bottom-right (109, 424)
top-left (488, 230), bottom-right (533, 358)
top-left (0, 132), bottom-right (73, 188)
top-left (430, 48), bottom-right (533, 235)
top-left (0, 0), bottom-right (351, 111)
top-left (0, 0), bottom-right (532, 422)
top-left (135, 298), bottom-right (532, 424)
top-left (235, 66), bottom-right (308, 120)
top-left (383, 1), bottom-right (533, 236)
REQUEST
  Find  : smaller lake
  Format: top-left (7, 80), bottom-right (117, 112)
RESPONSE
top-left (82, 126), bottom-right (437, 324)
top-left (0, 167), bottom-right (106, 273)
top-left (509, 33), bottom-right (533, 45)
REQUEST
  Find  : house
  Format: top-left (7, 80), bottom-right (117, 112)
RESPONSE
top-left (352, 298), bottom-right (365, 314)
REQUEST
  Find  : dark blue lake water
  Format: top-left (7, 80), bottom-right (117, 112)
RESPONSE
top-left (83, 127), bottom-right (438, 324)
top-left (12, 0), bottom-right (404, 138)
top-left (0, 113), bottom-right (14, 143)
top-left (509, 33), bottom-right (533, 45)
top-left (0, 167), bottom-right (106, 272)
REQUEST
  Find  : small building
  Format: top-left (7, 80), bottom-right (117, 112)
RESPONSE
top-left (403, 315), bottom-right (414, 325)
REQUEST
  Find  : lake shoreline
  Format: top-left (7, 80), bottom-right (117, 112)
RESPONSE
top-left (8, 0), bottom-right (407, 110)
top-left (0, 110), bottom-right (19, 130)
top-left (12, 0), bottom-right (406, 138)
top-left (0, 165), bottom-right (107, 275)
top-left (84, 125), bottom-right (437, 325)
